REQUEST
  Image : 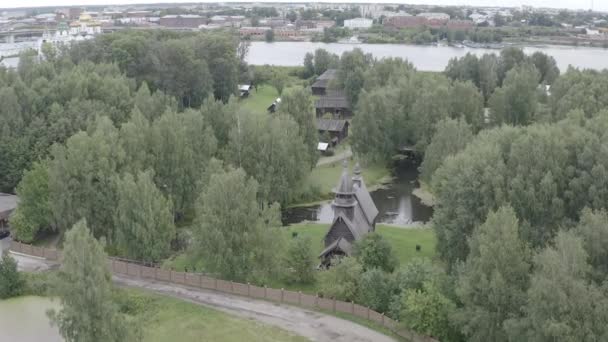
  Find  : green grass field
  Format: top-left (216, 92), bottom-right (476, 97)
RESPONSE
top-left (239, 85), bottom-right (279, 114)
top-left (283, 223), bottom-right (436, 265)
top-left (120, 289), bottom-right (308, 342)
top-left (293, 160), bottom-right (392, 206)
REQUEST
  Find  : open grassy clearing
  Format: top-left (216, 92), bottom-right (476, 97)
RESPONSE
top-left (118, 288), bottom-right (309, 342)
top-left (239, 85), bottom-right (279, 114)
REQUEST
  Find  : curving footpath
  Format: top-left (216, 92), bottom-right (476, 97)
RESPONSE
top-left (114, 274), bottom-right (396, 342)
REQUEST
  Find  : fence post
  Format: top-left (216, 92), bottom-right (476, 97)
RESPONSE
top-left (230, 281), bottom-right (234, 293)
top-left (138, 264), bottom-right (141, 278)
top-left (333, 298), bottom-right (336, 313)
top-left (381, 313), bottom-right (385, 326)
top-left (367, 306), bottom-right (370, 320)
top-left (199, 274), bottom-right (203, 288)
top-left (281, 288), bottom-right (284, 302)
top-left (155, 267), bottom-right (158, 280)
top-left (351, 301), bottom-right (355, 314)
top-left (214, 278), bottom-right (218, 290)
top-left (111, 259), bottom-right (115, 273)
top-left (247, 283), bottom-right (251, 297)
top-left (170, 270), bottom-right (173, 282)
top-left (298, 291), bottom-right (302, 305)
top-left (264, 285), bottom-right (267, 299)
top-left (315, 294), bottom-right (318, 307)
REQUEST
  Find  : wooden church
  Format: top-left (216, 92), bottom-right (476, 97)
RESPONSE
top-left (319, 161), bottom-right (379, 266)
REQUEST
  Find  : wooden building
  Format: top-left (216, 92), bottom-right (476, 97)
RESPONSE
top-left (0, 193), bottom-right (18, 229)
top-left (320, 162), bottom-right (379, 265)
top-left (315, 90), bottom-right (352, 119)
top-left (317, 118), bottom-right (349, 145)
top-left (311, 69), bottom-right (337, 96)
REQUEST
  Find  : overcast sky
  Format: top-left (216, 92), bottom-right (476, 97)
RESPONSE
top-left (1, 0), bottom-right (605, 12)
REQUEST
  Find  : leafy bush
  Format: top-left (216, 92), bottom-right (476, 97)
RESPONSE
top-left (354, 232), bottom-right (398, 272)
top-left (283, 236), bottom-right (316, 284)
top-left (0, 253), bottom-right (26, 298)
top-left (318, 257), bottom-right (362, 301)
top-left (357, 268), bottom-right (396, 313)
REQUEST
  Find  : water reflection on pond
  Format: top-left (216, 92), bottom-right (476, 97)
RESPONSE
top-left (0, 296), bottom-right (62, 342)
top-left (284, 159), bottom-right (433, 226)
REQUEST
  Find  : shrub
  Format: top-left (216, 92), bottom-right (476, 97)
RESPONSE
top-left (0, 253), bottom-right (26, 298)
top-left (357, 268), bottom-right (396, 313)
top-left (318, 257), bottom-right (362, 301)
top-left (354, 232), bottom-right (398, 272)
top-left (283, 236), bottom-right (316, 284)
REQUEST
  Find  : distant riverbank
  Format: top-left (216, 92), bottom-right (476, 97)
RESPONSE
top-left (247, 41), bottom-right (608, 71)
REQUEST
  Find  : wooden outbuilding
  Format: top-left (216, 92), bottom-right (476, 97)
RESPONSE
top-left (315, 90), bottom-right (352, 119)
top-left (317, 118), bottom-right (349, 144)
top-left (311, 69), bottom-right (337, 96)
top-left (0, 193), bottom-right (18, 229)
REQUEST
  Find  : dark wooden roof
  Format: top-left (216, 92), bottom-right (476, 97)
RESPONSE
top-left (317, 118), bottom-right (348, 132)
top-left (315, 90), bottom-right (350, 109)
top-left (0, 193), bottom-right (18, 221)
top-left (319, 236), bottom-right (353, 258)
top-left (311, 69), bottom-right (338, 89)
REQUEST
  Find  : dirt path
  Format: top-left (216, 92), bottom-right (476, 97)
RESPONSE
top-left (316, 147), bottom-right (353, 167)
top-left (114, 274), bottom-right (396, 342)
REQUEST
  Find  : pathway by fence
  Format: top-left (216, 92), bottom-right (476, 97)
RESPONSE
top-left (9, 240), bottom-right (438, 342)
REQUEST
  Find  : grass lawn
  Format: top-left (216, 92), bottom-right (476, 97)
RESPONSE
top-left (239, 85), bottom-right (279, 115)
top-left (283, 223), bottom-right (436, 266)
top-left (120, 289), bottom-right (308, 342)
top-left (293, 160), bottom-right (392, 206)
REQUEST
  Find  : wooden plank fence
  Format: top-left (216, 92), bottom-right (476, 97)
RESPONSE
top-left (9, 240), bottom-right (438, 342)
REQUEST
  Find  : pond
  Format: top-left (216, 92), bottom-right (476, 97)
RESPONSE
top-left (283, 159), bottom-right (433, 227)
top-left (0, 296), bottom-right (62, 342)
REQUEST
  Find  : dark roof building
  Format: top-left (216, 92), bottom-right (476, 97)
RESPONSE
top-left (0, 193), bottom-right (18, 229)
top-left (317, 118), bottom-right (349, 144)
top-left (315, 90), bottom-right (351, 119)
top-left (311, 69), bottom-right (338, 95)
top-left (320, 162), bottom-right (379, 265)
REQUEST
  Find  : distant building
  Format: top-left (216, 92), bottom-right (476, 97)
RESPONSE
top-left (69, 13), bottom-right (102, 36)
top-left (239, 26), bottom-right (272, 38)
top-left (384, 16), bottom-right (427, 29)
top-left (317, 118), bottom-right (349, 145)
top-left (311, 69), bottom-right (337, 95)
top-left (319, 162), bottom-right (378, 266)
top-left (417, 12), bottom-right (450, 21)
top-left (159, 15), bottom-right (207, 28)
top-left (447, 20), bottom-right (474, 30)
top-left (0, 193), bottom-right (18, 229)
top-left (315, 90), bottom-right (351, 119)
top-left (344, 18), bottom-right (373, 29)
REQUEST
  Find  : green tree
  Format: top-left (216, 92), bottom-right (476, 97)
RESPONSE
top-left (0, 254), bottom-right (25, 299)
top-left (530, 52), bottom-right (559, 85)
top-left (313, 49), bottom-right (339, 75)
top-left (357, 268), bottom-right (395, 313)
top-left (303, 52), bottom-right (315, 78)
top-left (318, 257), bottom-right (362, 301)
top-left (278, 87), bottom-right (318, 168)
top-left (489, 63), bottom-right (540, 126)
top-left (401, 281), bottom-right (457, 341)
top-left (283, 236), bottom-right (316, 284)
top-left (574, 208), bottom-right (608, 281)
top-left (454, 206), bottom-right (531, 342)
top-left (193, 168), bottom-right (284, 282)
top-left (449, 80), bottom-right (484, 131)
top-left (114, 171), bottom-right (175, 262)
top-left (506, 231), bottom-right (608, 341)
top-left (353, 232), bottom-right (398, 272)
top-left (419, 118), bottom-right (473, 183)
top-left (265, 29), bottom-right (275, 42)
top-left (48, 220), bottom-right (135, 342)
top-left (10, 161), bottom-right (53, 243)
top-left (270, 71), bottom-right (287, 96)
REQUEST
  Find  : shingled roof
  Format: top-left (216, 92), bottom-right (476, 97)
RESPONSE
top-left (0, 193), bottom-right (18, 221)
top-left (317, 118), bottom-right (348, 132)
top-left (311, 69), bottom-right (338, 89)
top-left (315, 94), bottom-right (349, 109)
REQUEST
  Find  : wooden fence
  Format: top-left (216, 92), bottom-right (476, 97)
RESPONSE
top-left (9, 240), bottom-right (438, 342)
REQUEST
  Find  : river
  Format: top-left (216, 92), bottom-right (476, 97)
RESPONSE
top-left (0, 296), bottom-right (62, 342)
top-left (247, 41), bottom-right (608, 71)
top-left (283, 159), bottom-right (433, 227)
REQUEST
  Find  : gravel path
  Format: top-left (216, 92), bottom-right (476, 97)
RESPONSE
top-left (114, 274), bottom-right (396, 342)
top-left (316, 148), bottom-right (353, 167)
top-left (10, 252), bottom-right (396, 342)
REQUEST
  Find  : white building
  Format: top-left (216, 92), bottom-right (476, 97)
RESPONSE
top-left (344, 18), bottom-right (373, 29)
